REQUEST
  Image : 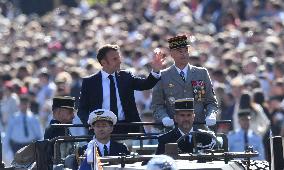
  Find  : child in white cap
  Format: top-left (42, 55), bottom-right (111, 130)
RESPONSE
top-left (79, 109), bottom-right (130, 170)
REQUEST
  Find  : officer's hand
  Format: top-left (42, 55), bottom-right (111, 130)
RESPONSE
top-left (162, 117), bottom-right (175, 127)
top-left (205, 114), bottom-right (216, 126)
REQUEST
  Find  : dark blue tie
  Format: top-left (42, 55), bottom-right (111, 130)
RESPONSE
top-left (180, 71), bottom-right (185, 82)
top-left (103, 145), bottom-right (108, 156)
top-left (244, 131), bottom-right (248, 150)
top-left (23, 115), bottom-right (29, 137)
top-left (108, 75), bottom-right (118, 115)
top-left (185, 135), bottom-right (190, 144)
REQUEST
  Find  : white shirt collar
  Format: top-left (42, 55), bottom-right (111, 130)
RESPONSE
top-left (95, 138), bottom-right (111, 149)
top-left (101, 70), bottom-right (115, 80)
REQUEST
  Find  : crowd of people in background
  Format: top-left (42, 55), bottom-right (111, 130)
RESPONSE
top-left (0, 0), bottom-right (284, 165)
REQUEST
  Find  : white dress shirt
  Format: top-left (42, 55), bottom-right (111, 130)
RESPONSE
top-left (101, 70), bottom-right (125, 121)
top-left (101, 70), bottom-right (160, 121)
top-left (95, 139), bottom-right (110, 156)
top-left (4, 111), bottom-right (43, 153)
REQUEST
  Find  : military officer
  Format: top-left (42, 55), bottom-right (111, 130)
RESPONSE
top-left (156, 98), bottom-right (217, 154)
top-left (228, 109), bottom-right (265, 160)
top-left (151, 35), bottom-right (218, 127)
top-left (44, 96), bottom-right (76, 140)
top-left (79, 109), bottom-right (130, 170)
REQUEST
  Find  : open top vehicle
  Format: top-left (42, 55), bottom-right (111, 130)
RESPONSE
top-left (1, 121), bottom-right (280, 170)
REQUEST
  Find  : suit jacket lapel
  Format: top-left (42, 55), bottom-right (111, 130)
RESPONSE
top-left (169, 65), bottom-right (185, 86)
top-left (109, 140), bottom-right (114, 155)
top-left (186, 64), bottom-right (194, 83)
top-left (115, 72), bottom-right (124, 107)
top-left (176, 128), bottom-right (183, 140)
top-left (96, 72), bottom-right (103, 108)
top-left (186, 64), bottom-right (194, 94)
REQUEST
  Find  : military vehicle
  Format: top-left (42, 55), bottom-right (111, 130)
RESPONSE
top-left (1, 121), bottom-right (280, 170)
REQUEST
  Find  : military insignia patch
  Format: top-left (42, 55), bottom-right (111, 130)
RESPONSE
top-left (168, 97), bottom-right (175, 105)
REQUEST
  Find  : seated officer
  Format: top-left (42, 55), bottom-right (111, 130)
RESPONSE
top-left (44, 96), bottom-right (75, 140)
top-left (156, 98), bottom-right (217, 154)
top-left (79, 109), bottom-right (130, 170)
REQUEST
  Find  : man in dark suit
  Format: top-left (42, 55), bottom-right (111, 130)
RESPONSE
top-left (78, 44), bottom-right (164, 133)
top-left (156, 98), bottom-right (217, 154)
top-left (79, 109), bottom-right (130, 170)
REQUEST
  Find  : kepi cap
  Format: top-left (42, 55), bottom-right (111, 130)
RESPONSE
top-left (88, 109), bottom-right (117, 125)
top-left (168, 35), bottom-right (190, 49)
top-left (175, 98), bottom-right (194, 111)
top-left (52, 96), bottom-right (75, 110)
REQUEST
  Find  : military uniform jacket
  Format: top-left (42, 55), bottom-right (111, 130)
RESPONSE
top-left (44, 119), bottom-right (71, 140)
top-left (156, 128), bottom-right (216, 155)
top-left (44, 119), bottom-right (74, 159)
top-left (151, 64), bottom-right (218, 123)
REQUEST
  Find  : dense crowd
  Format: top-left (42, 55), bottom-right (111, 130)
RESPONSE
top-left (0, 0), bottom-right (284, 165)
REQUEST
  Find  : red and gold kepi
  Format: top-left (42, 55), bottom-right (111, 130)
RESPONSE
top-left (168, 35), bottom-right (190, 49)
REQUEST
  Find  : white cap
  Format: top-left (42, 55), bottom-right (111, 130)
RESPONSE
top-left (87, 109), bottom-right (117, 125)
top-left (146, 155), bottom-right (177, 170)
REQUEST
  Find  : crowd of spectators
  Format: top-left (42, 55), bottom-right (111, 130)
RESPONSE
top-left (0, 0), bottom-right (284, 165)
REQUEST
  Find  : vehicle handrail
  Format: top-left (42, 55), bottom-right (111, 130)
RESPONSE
top-left (50, 120), bottom-right (232, 128)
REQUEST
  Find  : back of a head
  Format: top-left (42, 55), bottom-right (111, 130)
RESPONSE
top-left (253, 88), bottom-right (265, 105)
top-left (239, 91), bottom-right (252, 109)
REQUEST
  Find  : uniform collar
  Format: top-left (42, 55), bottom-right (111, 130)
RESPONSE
top-left (95, 139), bottom-right (111, 150)
top-left (50, 119), bottom-right (62, 124)
top-left (238, 128), bottom-right (253, 136)
top-left (178, 127), bottom-right (193, 136)
top-left (175, 65), bottom-right (189, 74)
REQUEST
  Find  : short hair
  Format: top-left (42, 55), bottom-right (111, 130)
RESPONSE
top-left (96, 44), bottom-right (120, 64)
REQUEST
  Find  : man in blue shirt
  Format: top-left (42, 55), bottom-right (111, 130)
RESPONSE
top-left (228, 109), bottom-right (265, 160)
top-left (4, 96), bottom-right (43, 161)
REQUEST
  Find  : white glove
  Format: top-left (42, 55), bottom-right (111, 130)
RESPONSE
top-left (205, 114), bottom-right (216, 126)
top-left (162, 117), bottom-right (175, 127)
